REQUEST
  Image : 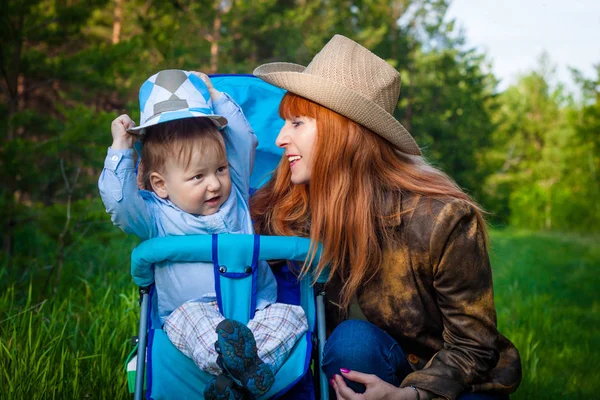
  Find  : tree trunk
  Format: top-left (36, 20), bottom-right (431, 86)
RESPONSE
top-left (112, 0), bottom-right (123, 44)
top-left (209, 6), bottom-right (222, 74)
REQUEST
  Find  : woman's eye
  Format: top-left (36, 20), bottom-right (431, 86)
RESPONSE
top-left (291, 120), bottom-right (303, 127)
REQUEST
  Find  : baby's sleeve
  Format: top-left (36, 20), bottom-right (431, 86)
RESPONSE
top-left (98, 148), bottom-right (156, 240)
top-left (213, 93), bottom-right (258, 198)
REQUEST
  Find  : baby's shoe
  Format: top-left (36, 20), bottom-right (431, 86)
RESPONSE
top-left (215, 319), bottom-right (275, 397)
top-left (204, 374), bottom-right (246, 400)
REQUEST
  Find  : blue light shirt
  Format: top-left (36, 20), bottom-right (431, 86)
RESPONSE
top-left (98, 93), bottom-right (277, 323)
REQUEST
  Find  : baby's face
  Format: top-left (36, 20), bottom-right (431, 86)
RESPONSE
top-left (162, 148), bottom-right (232, 216)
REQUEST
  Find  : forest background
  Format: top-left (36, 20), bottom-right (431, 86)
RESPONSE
top-left (1, 0), bottom-right (598, 399)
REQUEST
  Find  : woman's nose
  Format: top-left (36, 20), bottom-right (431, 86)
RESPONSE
top-left (275, 126), bottom-right (290, 148)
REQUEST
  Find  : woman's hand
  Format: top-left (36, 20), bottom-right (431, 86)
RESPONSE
top-left (111, 114), bottom-right (136, 150)
top-left (331, 370), bottom-right (420, 400)
top-left (190, 71), bottom-right (223, 101)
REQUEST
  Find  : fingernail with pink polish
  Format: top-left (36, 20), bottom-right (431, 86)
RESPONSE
top-left (340, 368), bottom-right (351, 373)
top-left (329, 378), bottom-right (335, 386)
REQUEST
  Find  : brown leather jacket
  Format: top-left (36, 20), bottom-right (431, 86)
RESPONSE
top-left (326, 193), bottom-right (522, 399)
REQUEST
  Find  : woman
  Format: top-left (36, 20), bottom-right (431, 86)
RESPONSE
top-left (251, 35), bottom-right (521, 400)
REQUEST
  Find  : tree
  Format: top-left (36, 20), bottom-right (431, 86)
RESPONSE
top-left (484, 55), bottom-right (600, 231)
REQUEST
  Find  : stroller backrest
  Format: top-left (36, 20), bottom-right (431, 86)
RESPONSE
top-left (210, 74), bottom-right (285, 190)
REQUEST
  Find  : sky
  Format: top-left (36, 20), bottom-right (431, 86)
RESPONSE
top-left (445, 0), bottom-right (600, 92)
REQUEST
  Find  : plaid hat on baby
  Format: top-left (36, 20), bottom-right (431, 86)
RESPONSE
top-left (127, 69), bottom-right (228, 134)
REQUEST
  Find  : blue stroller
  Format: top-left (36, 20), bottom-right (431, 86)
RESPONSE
top-left (125, 75), bottom-right (330, 399)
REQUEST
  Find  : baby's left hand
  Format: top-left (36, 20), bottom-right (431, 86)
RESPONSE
top-left (191, 72), bottom-right (223, 101)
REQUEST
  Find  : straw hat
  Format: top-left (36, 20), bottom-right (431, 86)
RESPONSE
top-left (253, 34), bottom-right (420, 155)
top-left (127, 69), bottom-right (227, 134)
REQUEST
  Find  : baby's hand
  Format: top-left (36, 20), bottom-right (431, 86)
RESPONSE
top-left (111, 114), bottom-right (136, 150)
top-left (191, 72), bottom-right (223, 101)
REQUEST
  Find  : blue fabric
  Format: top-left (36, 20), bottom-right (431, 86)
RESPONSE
top-left (145, 328), bottom-right (153, 400)
top-left (187, 107), bottom-right (213, 114)
top-left (273, 263), bottom-right (302, 306)
top-left (250, 234), bottom-right (260, 318)
top-left (145, 288), bottom-right (154, 400)
top-left (215, 234), bottom-right (257, 323)
top-left (273, 369), bottom-right (315, 400)
top-left (323, 320), bottom-right (510, 400)
top-left (139, 80), bottom-right (154, 112)
top-left (211, 75), bottom-right (286, 189)
top-left (156, 110), bottom-right (193, 123)
top-left (212, 234), bottom-right (224, 315)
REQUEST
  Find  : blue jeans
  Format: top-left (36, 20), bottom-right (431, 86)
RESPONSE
top-left (321, 320), bottom-right (509, 400)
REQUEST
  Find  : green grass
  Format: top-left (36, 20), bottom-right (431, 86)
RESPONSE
top-left (0, 229), bottom-right (598, 399)
top-left (489, 229), bottom-right (600, 398)
top-left (0, 231), bottom-right (141, 400)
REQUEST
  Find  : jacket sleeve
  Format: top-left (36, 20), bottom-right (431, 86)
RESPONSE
top-left (98, 147), bottom-right (156, 240)
top-left (401, 199), bottom-right (500, 399)
top-left (213, 92), bottom-right (258, 199)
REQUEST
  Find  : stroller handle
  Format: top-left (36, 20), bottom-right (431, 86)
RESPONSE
top-left (130, 234), bottom-right (321, 287)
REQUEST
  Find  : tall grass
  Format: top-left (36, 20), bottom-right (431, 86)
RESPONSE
top-left (1, 228), bottom-right (598, 398)
top-left (490, 230), bottom-right (600, 398)
top-left (0, 229), bottom-right (140, 399)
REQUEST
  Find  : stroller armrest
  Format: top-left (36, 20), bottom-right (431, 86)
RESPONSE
top-left (130, 234), bottom-right (321, 287)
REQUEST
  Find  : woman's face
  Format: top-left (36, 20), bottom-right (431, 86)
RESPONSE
top-left (275, 116), bottom-right (317, 184)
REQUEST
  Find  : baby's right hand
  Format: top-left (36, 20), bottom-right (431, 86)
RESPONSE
top-left (111, 114), bottom-right (136, 150)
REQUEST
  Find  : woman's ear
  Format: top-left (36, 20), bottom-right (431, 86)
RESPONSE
top-left (149, 172), bottom-right (168, 199)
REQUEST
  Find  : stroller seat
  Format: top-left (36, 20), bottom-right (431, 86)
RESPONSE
top-left (130, 234), bottom-right (322, 399)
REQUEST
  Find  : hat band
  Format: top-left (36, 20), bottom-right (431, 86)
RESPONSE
top-left (154, 99), bottom-right (189, 114)
top-left (144, 99), bottom-right (191, 123)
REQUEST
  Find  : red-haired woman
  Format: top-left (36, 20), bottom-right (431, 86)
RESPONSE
top-left (251, 35), bottom-right (522, 400)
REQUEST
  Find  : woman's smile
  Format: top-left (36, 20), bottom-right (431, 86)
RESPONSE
top-left (287, 154), bottom-right (302, 167)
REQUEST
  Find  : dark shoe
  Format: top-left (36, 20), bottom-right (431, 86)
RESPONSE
top-left (215, 319), bottom-right (275, 397)
top-left (204, 374), bottom-right (246, 400)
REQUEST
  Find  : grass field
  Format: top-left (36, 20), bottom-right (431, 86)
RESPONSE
top-left (489, 230), bottom-right (599, 398)
top-left (0, 228), bottom-right (598, 399)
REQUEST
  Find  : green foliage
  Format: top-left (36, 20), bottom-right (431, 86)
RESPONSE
top-left (484, 57), bottom-right (600, 231)
top-left (399, 45), bottom-right (497, 198)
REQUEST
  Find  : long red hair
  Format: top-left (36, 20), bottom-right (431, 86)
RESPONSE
top-left (251, 93), bottom-right (486, 310)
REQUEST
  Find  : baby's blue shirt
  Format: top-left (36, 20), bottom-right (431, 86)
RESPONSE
top-left (98, 93), bottom-right (277, 323)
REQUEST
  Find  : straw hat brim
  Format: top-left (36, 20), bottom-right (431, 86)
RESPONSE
top-left (254, 62), bottom-right (421, 156)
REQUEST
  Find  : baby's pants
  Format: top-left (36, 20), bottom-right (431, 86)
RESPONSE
top-left (163, 300), bottom-right (308, 376)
